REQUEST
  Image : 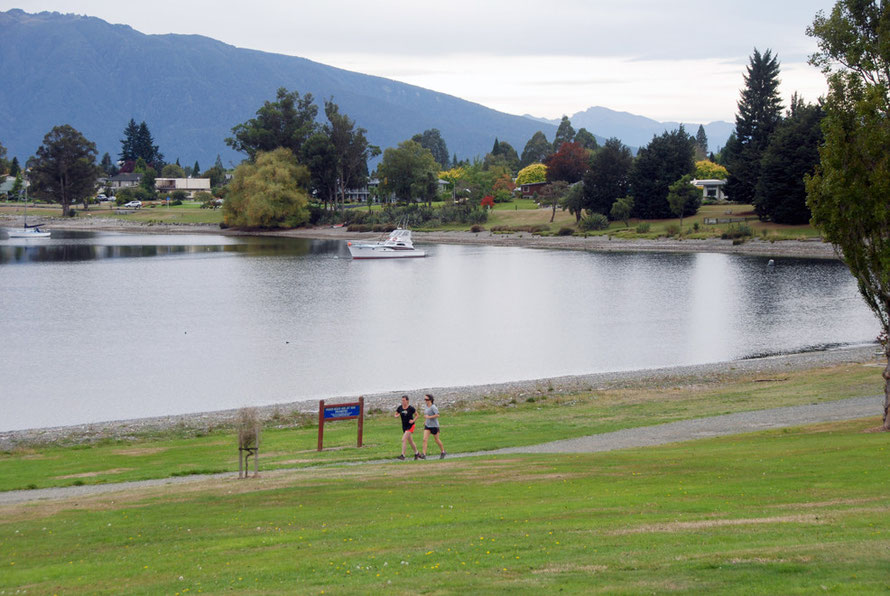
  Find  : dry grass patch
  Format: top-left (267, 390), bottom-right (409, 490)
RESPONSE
top-left (531, 563), bottom-right (609, 574)
top-left (607, 514), bottom-right (825, 535)
top-left (111, 447), bottom-right (168, 456)
top-left (55, 467), bottom-right (133, 479)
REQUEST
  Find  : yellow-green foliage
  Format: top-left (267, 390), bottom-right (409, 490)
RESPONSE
top-left (222, 148), bottom-right (310, 228)
top-left (515, 162), bottom-right (547, 185)
top-left (694, 159), bottom-right (728, 180)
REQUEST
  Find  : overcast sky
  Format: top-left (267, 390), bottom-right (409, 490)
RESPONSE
top-left (5, 1), bottom-right (837, 123)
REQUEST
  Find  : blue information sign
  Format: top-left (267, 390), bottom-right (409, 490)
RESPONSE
top-left (324, 405), bottom-right (360, 419)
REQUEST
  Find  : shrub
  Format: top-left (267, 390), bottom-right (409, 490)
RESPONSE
top-left (557, 226), bottom-right (575, 236)
top-left (579, 213), bottom-right (609, 231)
top-left (665, 223), bottom-right (681, 236)
top-left (470, 224), bottom-right (485, 233)
top-left (635, 222), bottom-right (651, 233)
top-left (721, 223), bottom-right (753, 239)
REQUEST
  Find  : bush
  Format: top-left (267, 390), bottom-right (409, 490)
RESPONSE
top-left (635, 222), bottom-right (651, 234)
top-left (665, 223), bottom-right (680, 236)
top-left (721, 223), bottom-right (753, 239)
top-left (579, 213), bottom-right (609, 231)
top-left (470, 224), bottom-right (485, 233)
top-left (557, 226), bottom-right (575, 236)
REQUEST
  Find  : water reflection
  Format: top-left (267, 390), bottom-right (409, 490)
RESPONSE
top-left (0, 231), bottom-right (877, 431)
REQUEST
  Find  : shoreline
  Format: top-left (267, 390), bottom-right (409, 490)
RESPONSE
top-left (2, 214), bottom-right (839, 259)
top-left (1, 345), bottom-right (879, 449)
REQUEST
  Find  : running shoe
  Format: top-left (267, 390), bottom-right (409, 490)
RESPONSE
top-left (397, 455), bottom-right (406, 460)
top-left (440, 451), bottom-right (446, 459)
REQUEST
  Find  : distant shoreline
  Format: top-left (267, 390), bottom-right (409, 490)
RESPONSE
top-left (1, 345), bottom-right (878, 448)
top-left (2, 214), bottom-right (839, 259)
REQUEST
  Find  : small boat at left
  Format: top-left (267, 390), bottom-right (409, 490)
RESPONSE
top-left (8, 225), bottom-right (51, 238)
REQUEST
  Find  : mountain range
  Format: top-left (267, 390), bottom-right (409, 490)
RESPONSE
top-left (0, 9), bottom-right (732, 169)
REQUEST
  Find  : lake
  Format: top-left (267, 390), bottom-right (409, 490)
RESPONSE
top-left (0, 230), bottom-right (877, 431)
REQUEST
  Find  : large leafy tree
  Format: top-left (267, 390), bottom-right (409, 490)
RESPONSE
top-left (302, 132), bottom-right (338, 208)
top-left (515, 163), bottom-right (547, 185)
top-left (226, 87), bottom-right (319, 160)
top-left (28, 125), bottom-right (100, 215)
top-left (520, 131), bottom-right (552, 167)
top-left (629, 127), bottom-right (696, 219)
top-left (379, 140), bottom-right (440, 204)
top-left (755, 96), bottom-right (823, 224)
top-left (724, 49), bottom-right (784, 204)
top-left (222, 148), bottom-right (310, 228)
top-left (324, 100), bottom-right (377, 210)
top-left (544, 142), bottom-right (589, 184)
top-left (411, 129), bottom-right (449, 169)
top-left (484, 138), bottom-right (520, 173)
top-left (805, 0), bottom-right (890, 429)
top-left (582, 137), bottom-right (633, 217)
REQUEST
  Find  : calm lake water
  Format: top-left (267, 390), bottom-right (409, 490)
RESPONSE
top-left (0, 230), bottom-right (878, 431)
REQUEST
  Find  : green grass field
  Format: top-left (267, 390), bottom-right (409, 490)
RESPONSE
top-left (0, 362), bottom-right (881, 493)
top-left (2, 417), bottom-right (888, 594)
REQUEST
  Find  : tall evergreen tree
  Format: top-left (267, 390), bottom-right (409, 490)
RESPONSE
top-left (755, 96), bottom-right (823, 224)
top-left (694, 125), bottom-right (709, 159)
top-left (99, 152), bottom-right (117, 176)
top-left (553, 116), bottom-right (576, 151)
top-left (574, 128), bottom-right (599, 151)
top-left (9, 156), bottom-right (20, 177)
top-left (193, 161), bottom-right (201, 177)
top-left (119, 119), bottom-right (163, 167)
top-left (411, 129), bottom-right (449, 169)
top-left (226, 87), bottom-right (319, 160)
top-left (520, 131), bottom-right (552, 167)
top-left (629, 127), bottom-right (697, 219)
top-left (724, 48), bottom-right (784, 204)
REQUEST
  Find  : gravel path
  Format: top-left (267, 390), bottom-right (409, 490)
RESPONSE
top-left (1, 393), bottom-right (881, 506)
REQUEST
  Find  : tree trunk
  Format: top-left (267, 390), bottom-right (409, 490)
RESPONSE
top-left (882, 344), bottom-right (890, 431)
top-left (550, 203), bottom-right (556, 223)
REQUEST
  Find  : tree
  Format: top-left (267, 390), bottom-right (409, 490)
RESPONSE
top-left (0, 140), bottom-right (7, 174)
top-left (222, 148), bottom-right (310, 228)
top-left (28, 125), bottom-right (99, 215)
top-left (9, 156), bottom-right (20, 177)
top-left (724, 49), bottom-right (784, 204)
top-left (324, 100), bottom-right (377, 210)
top-left (583, 137), bottom-right (633, 216)
top-left (574, 128), bottom-right (599, 152)
top-left (411, 129), bottom-right (449, 169)
top-left (516, 163), bottom-right (547, 186)
top-left (192, 161), bottom-right (201, 177)
top-left (119, 119), bottom-right (163, 168)
top-left (694, 125), bottom-right (709, 159)
top-left (520, 131), bottom-right (552, 167)
top-left (544, 142), bottom-right (589, 184)
top-left (99, 152), bottom-right (117, 176)
top-left (302, 132), bottom-right (338, 208)
top-left (755, 97), bottom-right (823, 224)
top-left (805, 0), bottom-right (890, 429)
top-left (485, 139), bottom-right (520, 173)
top-left (694, 160), bottom-right (729, 180)
top-left (561, 182), bottom-right (585, 223)
top-left (379, 140), bottom-right (440, 204)
top-left (226, 87), bottom-right (319, 160)
top-left (537, 181), bottom-right (569, 222)
top-left (161, 163), bottom-right (186, 178)
top-left (552, 116), bottom-right (576, 151)
top-left (667, 174), bottom-right (701, 231)
top-left (610, 196), bottom-right (634, 227)
top-left (629, 127), bottom-right (696, 219)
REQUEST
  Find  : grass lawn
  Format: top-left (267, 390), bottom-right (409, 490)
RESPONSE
top-left (1, 362), bottom-right (881, 492)
top-left (0, 201), bottom-right (224, 225)
top-left (2, 417), bottom-right (888, 594)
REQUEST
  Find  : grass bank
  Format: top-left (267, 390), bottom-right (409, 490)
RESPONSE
top-left (2, 417), bottom-right (888, 594)
top-left (1, 362), bottom-right (880, 492)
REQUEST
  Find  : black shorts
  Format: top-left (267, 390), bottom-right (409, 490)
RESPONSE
top-left (424, 426), bottom-right (439, 435)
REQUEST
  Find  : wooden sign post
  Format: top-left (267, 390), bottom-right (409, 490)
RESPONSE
top-left (317, 396), bottom-right (364, 451)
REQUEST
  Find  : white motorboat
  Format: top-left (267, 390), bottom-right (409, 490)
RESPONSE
top-left (347, 228), bottom-right (425, 259)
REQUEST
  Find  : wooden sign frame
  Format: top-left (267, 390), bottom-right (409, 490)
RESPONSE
top-left (317, 396), bottom-right (364, 451)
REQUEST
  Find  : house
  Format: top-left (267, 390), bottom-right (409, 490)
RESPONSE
top-left (519, 181), bottom-right (547, 197)
top-left (0, 175), bottom-right (27, 198)
top-left (692, 179), bottom-right (727, 201)
top-left (108, 172), bottom-right (143, 190)
top-left (154, 178), bottom-right (212, 198)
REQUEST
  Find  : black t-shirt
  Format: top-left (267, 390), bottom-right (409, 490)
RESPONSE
top-left (396, 405), bottom-right (416, 431)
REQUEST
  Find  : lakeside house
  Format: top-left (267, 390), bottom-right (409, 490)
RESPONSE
top-left (108, 172), bottom-right (143, 190)
top-left (519, 181), bottom-right (547, 198)
top-left (155, 178), bottom-right (212, 198)
top-left (692, 178), bottom-right (727, 201)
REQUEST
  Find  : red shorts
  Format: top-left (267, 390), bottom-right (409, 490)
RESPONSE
top-left (406, 425), bottom-right (415, 433)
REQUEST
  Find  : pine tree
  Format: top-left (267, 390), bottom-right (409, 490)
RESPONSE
top-left (193, 161), bottom-right (201, 176)
top-left (629, 126), bottom-right (697, 219)
top-left (695, 125), bottom-right (709, 159)
top-left (724, 49), bottom-right (784, 204)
